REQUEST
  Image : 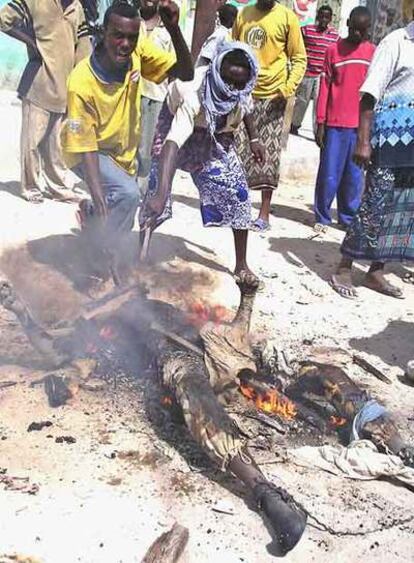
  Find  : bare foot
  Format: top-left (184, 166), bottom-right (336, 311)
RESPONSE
top-left (329, 269), bottom-right (358, 299)
top-left (364, 271), bottom-right (404, 299)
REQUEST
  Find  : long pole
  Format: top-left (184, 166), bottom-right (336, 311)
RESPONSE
top-left (191, 0), bottom-right (219, 60)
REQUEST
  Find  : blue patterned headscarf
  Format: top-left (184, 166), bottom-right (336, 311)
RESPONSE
top-left (202, 41), bottom-right (258, 135)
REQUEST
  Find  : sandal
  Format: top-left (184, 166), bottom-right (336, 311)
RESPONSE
top-left (329, 274), bottom-right (358, 299)
top-left (403, 272), bottom-right (414, 285)
top-left (250, 218), bottom-right (271, 232)
top-left (313, 223), bottom-right (328, 234)
top-left (364, 274), bottom-right (404, 299)
top-left (22, 188), bottom-right (44, 204)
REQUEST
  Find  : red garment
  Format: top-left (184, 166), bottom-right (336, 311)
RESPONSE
top-left (316, 39), bottom-right (375, 128)
top-left (302, 24), bottom-right (339, 77)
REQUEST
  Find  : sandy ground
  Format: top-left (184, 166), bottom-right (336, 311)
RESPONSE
top-left (0, 91), bottom-right (413, 562)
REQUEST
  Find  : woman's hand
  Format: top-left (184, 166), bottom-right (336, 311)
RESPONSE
top-left (250, 140), bottom-right (266, 164)
top-left (353, 140), bottom-right (372, 169)
top-left (315, 123), bottom-right (325, 149)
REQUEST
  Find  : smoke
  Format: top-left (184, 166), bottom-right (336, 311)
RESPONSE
top-left (0, 246), bottom-right (83, 326)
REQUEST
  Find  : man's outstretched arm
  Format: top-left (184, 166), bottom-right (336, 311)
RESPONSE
top-left (159, 0), bottom-right (193, 81)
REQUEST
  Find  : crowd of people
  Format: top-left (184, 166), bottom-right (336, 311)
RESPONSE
top-left (0, 0), bottom-right (413, 296)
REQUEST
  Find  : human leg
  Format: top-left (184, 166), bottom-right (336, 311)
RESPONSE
top-left (232, 229), bottom-right (253, 276)
top-left (191, 142), bottom-right (252, 273)
top-left (41, 111), bottom-right (77, 199)
top-left (73, 154), bottom-right (140, 281)
top-left (236, 99), bottom-right (283, 227)
top-left (314, 127), bottom-right (348, 226)
top-left (336, 129), bottom-right (364, 227)
top-left (291, 76), bottom-right (314, 131)
top-left (311, 77), bottom-right (320, 138)
top-left (20, 99), bottom-right (50, 202)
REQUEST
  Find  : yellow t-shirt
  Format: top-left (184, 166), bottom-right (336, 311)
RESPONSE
top-left (62, 35), bottom-right (175, 175)
top-left (233, 4), bottom-right (306, 99)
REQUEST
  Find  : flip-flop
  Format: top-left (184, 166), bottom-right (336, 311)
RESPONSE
top-left (313, 223), bottom-right (328, 234)
top-left (329, 275), bottom-right (358, 299)
top-left (363, 276), bottom-right (405, 299)
top-left (22, 188), bottom-right (44, 204)
top-left (250, 218), bottom-right (271, 232)
top-left (403, 272), bottom-right (414, 285)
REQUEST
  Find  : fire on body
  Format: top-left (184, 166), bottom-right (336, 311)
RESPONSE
top-left (0, 0), bottom-right (413, 560)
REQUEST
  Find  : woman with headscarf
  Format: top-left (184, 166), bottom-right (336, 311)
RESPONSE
top-left (330, 8), bottom-right (414, 299)
top-left (139, 41), bottom-right (265, 277)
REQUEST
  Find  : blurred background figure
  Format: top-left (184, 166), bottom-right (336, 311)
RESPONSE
top-left (137, 0), bottom-right (176, 198)
top-left (234, 0), bottom-right (306, 233)
top-left (313, 7), bottom-right (374, 233)
top-left (291, 5), bottom-right (338, 137)
top-left (0, 0), bottom-right (92, 203)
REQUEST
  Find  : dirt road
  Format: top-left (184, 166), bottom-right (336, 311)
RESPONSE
top-left (0, 93), bottom-right (413, 562)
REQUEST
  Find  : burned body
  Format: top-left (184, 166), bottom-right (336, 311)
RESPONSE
top-left (0, 276), bottom-right (306, 554)
top-left (1, 275), bottom-right (413, 553)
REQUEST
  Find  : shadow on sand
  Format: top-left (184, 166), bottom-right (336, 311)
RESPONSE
top-left (26, 230), bottom-right (229, 292)
top-left (350, 320), bottom-right (413, 372)
top-left (0, 181), bottom-right (21, 198)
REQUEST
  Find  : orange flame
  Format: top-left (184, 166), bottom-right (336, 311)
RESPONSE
top-left (240, 383), bottom-right (297, 419)
top-left (186, 302), bottom-right (229, 329)
top-left (329, 415), bottom-right (347, 427)
top-left (161, 396), bottom-right (173, 406)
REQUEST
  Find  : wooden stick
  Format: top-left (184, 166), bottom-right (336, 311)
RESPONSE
top-left (139, 226), bottom-right (152, 262)
top-left (150, 321), bottom-right (204, 357)
top-left (243, 411), bottom-right (286, 434)
top-left (352, 353), bottom-right (392, 385)
top-left (0, 381), bottom-right (17, 389)
top-left (142, 523), bottom-right (189, 563)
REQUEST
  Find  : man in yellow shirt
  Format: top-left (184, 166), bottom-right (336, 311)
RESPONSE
top-left (233, 0), bottom-right (306, 231)
top-left (61, 0), bottom-right (192, 282)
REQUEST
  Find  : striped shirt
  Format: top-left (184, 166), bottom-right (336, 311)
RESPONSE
top-left (302, 24), bottom-right (338, 77)
top-left (316, 39), bottom-right (375, 128)
top-left (0, 0), bottom-right (91, 113)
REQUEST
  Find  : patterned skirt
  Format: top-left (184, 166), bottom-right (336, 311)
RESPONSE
top-left (139, 104), bottom-right (251, 230)
top-left (341, 166), bottom-right (414, 262)
top-left (235, 97), bottom-right (285, 190)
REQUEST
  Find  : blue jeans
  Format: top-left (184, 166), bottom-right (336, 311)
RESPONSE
top-left (314, 127), bottom-right (363, 226)
top-left (73, 153), bottom-right (140, 245)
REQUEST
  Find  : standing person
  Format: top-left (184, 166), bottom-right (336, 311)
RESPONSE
top-left (0, 0), bottom-right (92, 203)
top-left (197, 3), bottom-right (238, 64)
top-left (290, 5), bottom-right (338, 136)
top-left (140, 43), bottom-right (265, 277)
top-left (330, 18), bottom-right (414, 299)
top-left (313, 7), bottom-right (374, 233)
top-left (61, 0), bottom-right (193, 282)
top-left (233, 0), bottom-right (307, 232)
top-left (137, 0), bottom-right (174, 197)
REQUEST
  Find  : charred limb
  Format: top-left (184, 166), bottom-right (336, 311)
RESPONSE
top-left (0, 280), bottom-right (70, 367)
top-left (290, 362), bottom-right (413, 466)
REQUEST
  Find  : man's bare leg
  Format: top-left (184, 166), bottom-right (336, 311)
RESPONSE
top-left (330, 256), bottom-right (357, 299)
top-left (364, 261), bottom-right (404, 298)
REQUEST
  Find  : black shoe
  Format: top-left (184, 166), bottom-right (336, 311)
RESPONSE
top-left (290, 125), bottom-right (300, 136)
top-left (253, 481), bottom-right (307, 554)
